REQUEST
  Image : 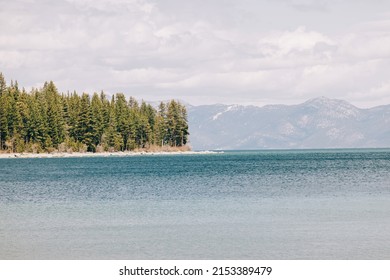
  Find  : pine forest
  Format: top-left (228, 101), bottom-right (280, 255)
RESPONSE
top-left (0, 73), bottom-right (189, 153)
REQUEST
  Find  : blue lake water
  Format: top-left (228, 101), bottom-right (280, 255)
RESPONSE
top-left (1, 149), bottom-right (390, 259)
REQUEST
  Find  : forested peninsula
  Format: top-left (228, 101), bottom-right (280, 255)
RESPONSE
top-left (0, 73), bottom-right (189, 153)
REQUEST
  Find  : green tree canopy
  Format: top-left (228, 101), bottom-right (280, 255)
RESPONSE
top-left (0, 73), bottom-right (190, 153)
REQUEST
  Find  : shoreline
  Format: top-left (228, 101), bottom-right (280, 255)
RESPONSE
top-left (0, 150), bottom-right (222, 159)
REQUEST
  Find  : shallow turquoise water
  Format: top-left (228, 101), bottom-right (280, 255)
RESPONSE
top-left (1, 149), bottom-right (390, 259)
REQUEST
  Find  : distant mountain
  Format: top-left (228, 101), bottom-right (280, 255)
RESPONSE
top-left (187, 97), bottom-right (390, 150)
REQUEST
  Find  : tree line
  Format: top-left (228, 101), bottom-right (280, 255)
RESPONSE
top-left (0, 73), bottom-right (189, 153)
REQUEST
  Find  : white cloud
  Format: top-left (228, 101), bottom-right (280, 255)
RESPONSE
top-left (258, 26), bottom-right (334, 56)
top-left (1, 0), bottom-right (390, 107)
top-left (339, 33), bottom-right (390, 61)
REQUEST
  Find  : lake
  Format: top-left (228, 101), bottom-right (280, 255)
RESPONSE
top-left (1, 149), bottom-right (390, 259)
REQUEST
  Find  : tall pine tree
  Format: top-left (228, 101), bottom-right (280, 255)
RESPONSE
top-left (0, 74), bottom-right (190, 153)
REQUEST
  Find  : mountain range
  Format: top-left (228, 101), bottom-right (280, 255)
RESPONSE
top-left (187, 97), bottom-right (390, 150)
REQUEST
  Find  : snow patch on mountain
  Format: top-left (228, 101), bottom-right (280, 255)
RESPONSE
top-left (188, 97), bottom-right (390, 150)
top-left (212, 104), bottom-right (240, 120)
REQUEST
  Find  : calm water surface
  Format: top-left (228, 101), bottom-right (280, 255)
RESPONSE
top-left (1, 149), bottom-right (390, 259)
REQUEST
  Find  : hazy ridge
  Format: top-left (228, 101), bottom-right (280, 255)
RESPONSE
top-left (188, 97), bottom-right (390, 150)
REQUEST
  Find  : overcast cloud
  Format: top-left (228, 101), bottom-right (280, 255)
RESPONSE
top-left (1, 0), bottom-right (390, 107)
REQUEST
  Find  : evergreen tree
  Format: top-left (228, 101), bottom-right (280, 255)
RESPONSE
top-left (67, 91), bottom-right (81, 142)
top-left (115, 93), bottom-right (129, 151)
top-left (0, 74), bottom-right (190, 153)
top-left (77, 93), bottom-right (95, 152)
top-left (100, 91), bottom-right (110, 131)
top-left (35, 87), bottom-right (49, 148)
top-left (91, 92), bottom-right (104, 148)
top-left (178, 103), bottom-right (189, 146)
top-left (43, 81), bottom-right (66, 147)
top-left (140, 101), bottom-right (156, 145)
top-left (27, 90), bottom-right (46, 149)
top-left (103, 97), bottom-right (123, 151)
top-left (0, 73), bottom-right (8, 149)
top-left (166, 100), bottom-right (189, 147)
top-left (155, 102), bottom-right (168, 146)
top-left (16, 89), bottom-right (30, 142)
top-left (0, 73), bottom-right (6, 96)
top-left (6, 82), bottom-right (18, 140)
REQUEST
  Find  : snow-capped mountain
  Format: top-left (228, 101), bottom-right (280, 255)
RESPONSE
top-left (187, 97), bottom-right (390, 150)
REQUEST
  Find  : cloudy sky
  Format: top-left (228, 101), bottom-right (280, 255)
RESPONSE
top-left (1, 0), bottom-right (390, 107)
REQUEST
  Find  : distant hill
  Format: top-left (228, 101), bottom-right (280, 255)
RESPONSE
top-left (187, 97), bottom-right (390, 150)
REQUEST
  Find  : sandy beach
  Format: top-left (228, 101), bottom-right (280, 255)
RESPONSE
top-left (0, 150), bottom-right (221, 159)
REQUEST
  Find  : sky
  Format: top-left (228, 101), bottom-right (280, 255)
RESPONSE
top-left (1, 0), bottom-right (390, 108)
